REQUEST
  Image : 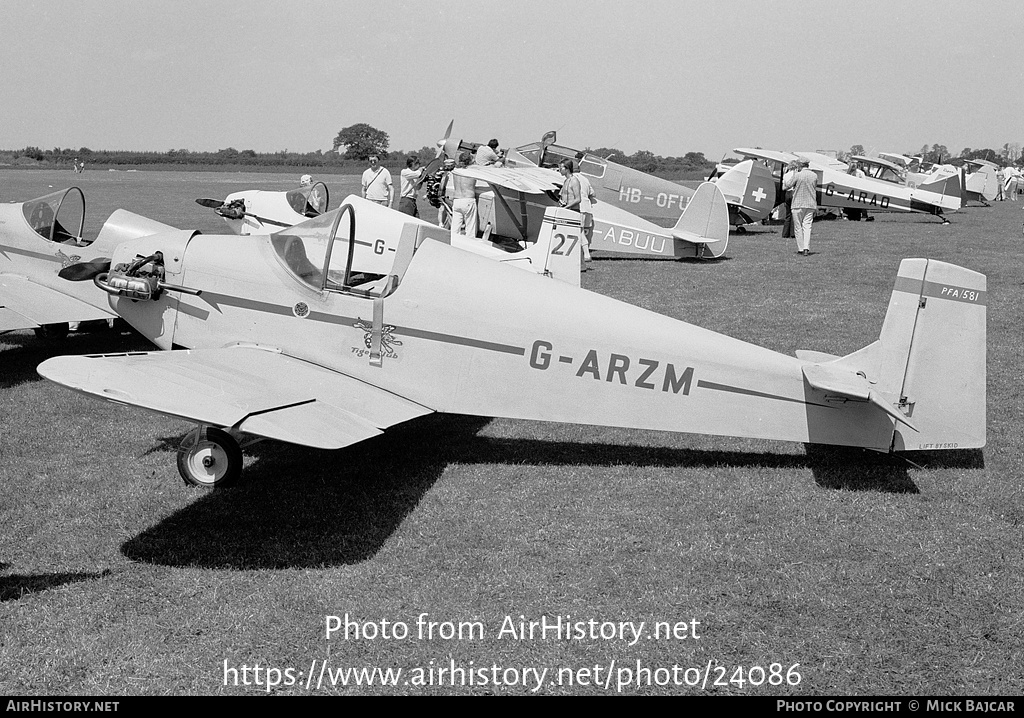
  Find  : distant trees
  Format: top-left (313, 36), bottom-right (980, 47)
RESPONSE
top-left (413, 145), bottom-right (436, 165)
top-left (583, 147), bottom-right (713, 176)
top-left (960, 148), bottom-right (1000, 163)
top-left (333, 123), bottom-right (389, 160)
top-left (590, 147), bottom-right (627, 163)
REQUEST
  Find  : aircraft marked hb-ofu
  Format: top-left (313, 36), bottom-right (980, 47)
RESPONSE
top-left (39, 195), bottom-right (985, 488)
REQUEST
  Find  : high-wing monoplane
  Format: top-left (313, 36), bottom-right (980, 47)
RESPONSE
top-left (451, 164), bottom-right (731, 260)
top-left (439, 129), bottom-right (775, 234)
top-left (851, 155), bottom-right (962, 195)
top-left (736, 148), bottom-right (962, 223)
top-left (40, 195), bottom-right (985, 488)
top-left (0, 187), bottom-right (176, 338)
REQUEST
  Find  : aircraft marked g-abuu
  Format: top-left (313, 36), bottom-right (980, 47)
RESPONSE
top-left (39, 195), bottom-right (985, 489)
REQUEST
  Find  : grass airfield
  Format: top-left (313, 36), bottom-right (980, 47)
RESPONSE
top-left (1, 169), bottom-right (1022, 695)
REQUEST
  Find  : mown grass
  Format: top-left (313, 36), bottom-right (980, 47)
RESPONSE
top-left (0, 170), bottom-right (1021, 695)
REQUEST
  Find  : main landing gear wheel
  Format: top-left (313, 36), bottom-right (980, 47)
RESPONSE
top-left (176, 426), bottom-right (242, 488)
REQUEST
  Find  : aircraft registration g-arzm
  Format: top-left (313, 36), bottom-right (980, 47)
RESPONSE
top-left (0, 187), bottom-right (177, 339)
top-left (39, 196), bottom-right (985, 488)
top-left (735, 148), bottom-right (963, 224)
top-left (438, 127), bottom-right (775, 234)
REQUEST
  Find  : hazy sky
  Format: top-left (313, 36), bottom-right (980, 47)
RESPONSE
top-left (2, 0), bottom-right (1020, 159)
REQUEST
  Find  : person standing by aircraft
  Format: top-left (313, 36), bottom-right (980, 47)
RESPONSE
top-left (572, 154), bottom-right (596, 267)
top-left (558, 159), bottom-right (582, 210)
top-left (361, 155), bottom-right (393, 207)
top-left (475, 139), bottom-right (503, 167)
top-left (558, 159), bottom-right (595, 271)
top-left (398, 156), bottom-right (425, 217)
top-left (783, 157), bottom-right (817, 256)
top-left (1005, 165), bottom-right (1020, 202)
top-left (445, 152), bottom-right (478, 240)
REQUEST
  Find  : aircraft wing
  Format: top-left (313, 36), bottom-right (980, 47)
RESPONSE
top-left (0, 274), bottom-right (114, 331)
top-left (454, 166), bottom-right (561, 193)
top-left (733, 147), bottom-right (800, 165)
top-left (37, 346), bottom-right (433, 450)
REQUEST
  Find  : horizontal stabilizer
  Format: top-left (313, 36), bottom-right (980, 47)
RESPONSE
top-left (671, 182), bottom-right (730, 257)
top-left (802, 362), bottom-right (917, 430)
top-left (38, 346), bottom-right (433, 450)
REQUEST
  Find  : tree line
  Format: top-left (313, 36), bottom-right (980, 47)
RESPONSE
top-left (0, 123), bottom-right (715, 177)
top-left (8, 124), bottom-right (1019, 174)
top-left (846, 142), bottom-right (1022, 167)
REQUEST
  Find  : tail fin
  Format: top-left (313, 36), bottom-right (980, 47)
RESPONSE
top-left (671, 182), bottom-right (730, 258)
top-left (830, 259), bottom-right (986, 450)
top-left (518, 207), bottom-right (582, 287)
top-left (917, 171), bottom-right (963, 210)
top-left (714, 160), bottom-right (777, 224)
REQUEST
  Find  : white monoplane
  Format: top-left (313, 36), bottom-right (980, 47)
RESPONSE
top-left (41, 196), bottom-right (985, 488)
top-left (737, 148), bottom-right (962, 224)
top-left (0, 187), bottom-right (176, 339)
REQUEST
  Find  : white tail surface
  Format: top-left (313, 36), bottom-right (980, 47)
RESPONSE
top-left (917, 171), bottom-right (963, 210)
top-left (671, 182), bottom-right (730, 258)
top-left (524, 207), bottom-right (583, 287)
top-left (828, 259), bottom-right (986, 450)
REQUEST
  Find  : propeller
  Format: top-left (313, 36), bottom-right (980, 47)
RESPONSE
top-left (435, 119), bottom-right (454, 159)
top-left (194, 198), bottom-right (291, 228)
top-left (58, 258), bottom-right (112, 281)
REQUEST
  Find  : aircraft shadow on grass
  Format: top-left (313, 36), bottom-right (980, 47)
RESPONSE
top-left (0, 568), bottom-right (112, 603)
top-left (0, 328), bottom-right (152, 390)
top-left (118, 413), bottom-right (983, 571)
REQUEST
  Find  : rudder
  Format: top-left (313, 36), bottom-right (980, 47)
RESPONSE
top-left (870, 259), bottom-right (986, 450)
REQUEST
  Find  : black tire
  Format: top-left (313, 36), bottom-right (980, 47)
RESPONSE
top-left (176, 427), bottom-right (242, 488)
top-left (33, 323), bottom-right (69, 340)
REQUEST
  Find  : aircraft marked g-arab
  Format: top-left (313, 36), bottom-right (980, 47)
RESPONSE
top-left (736, 148), bottom-right (963, 223)
top-left (39, 195), bottom-right (985, 488)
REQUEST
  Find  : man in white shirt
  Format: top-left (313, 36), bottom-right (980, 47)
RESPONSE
top-left (361, 155), bottom-right (393, 207)
top-left (474, 139), bottom-right (503, 166)
top-left (398, 156), bottom-right (425, 217)
top-left (574, 160), bottom-right (596, 266)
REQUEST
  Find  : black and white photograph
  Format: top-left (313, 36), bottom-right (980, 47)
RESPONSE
top-left (0, 0), bottom-right (1020, 701)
